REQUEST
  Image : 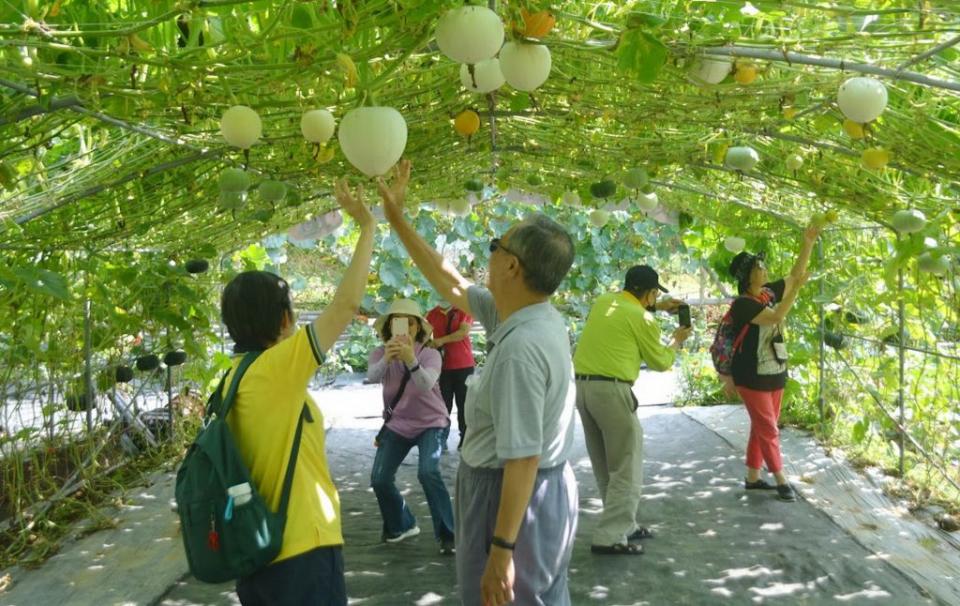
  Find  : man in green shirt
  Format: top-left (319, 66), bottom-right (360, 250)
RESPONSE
top-left (573, 265), bottom-right (691, 555)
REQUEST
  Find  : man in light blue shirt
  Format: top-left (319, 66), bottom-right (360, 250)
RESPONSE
top-left (378, 160), bottom-right (578, 606)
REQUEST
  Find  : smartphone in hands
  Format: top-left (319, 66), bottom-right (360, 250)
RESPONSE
top-left (391, 317), bottom-right (409, 338)
top-left (677, 304), bottom-right (691, 328)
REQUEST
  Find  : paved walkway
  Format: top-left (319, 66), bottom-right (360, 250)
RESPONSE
top-left (1, 370), bottom-right (952, 605)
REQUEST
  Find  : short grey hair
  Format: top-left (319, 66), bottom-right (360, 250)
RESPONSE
top-left (509, 214), bottom-right (575, 295)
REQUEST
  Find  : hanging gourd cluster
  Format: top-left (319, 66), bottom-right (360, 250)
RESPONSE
top-left (212, 5), bottom-right (555, 229)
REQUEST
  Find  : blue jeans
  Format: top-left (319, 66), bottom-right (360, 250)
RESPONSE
top-left (370, 427), bottom-right (455, 541)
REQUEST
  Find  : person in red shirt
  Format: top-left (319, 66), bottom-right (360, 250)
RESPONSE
top-left (426, 303), bottom-right (475, 450)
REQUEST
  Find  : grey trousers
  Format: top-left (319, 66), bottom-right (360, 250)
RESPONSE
top-left (575, 379), bottom-right (645, 546)
top-left (455, 461), bottom-right (578, 606)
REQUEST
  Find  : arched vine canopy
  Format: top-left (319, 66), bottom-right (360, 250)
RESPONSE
top-left (1, 0), bottom-right (960, 538)
top-left (1, 0), bottom-right (958, 256)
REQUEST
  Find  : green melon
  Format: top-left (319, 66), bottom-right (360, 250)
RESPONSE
top-left (623, 168), bottom-right (649, 190)
top-left (258, 180), bottom-right (287, 202)
top-left (590, 180), bottom-right (616, 199)
top-left (891, 209), bottom-right (926, 234)
top-left (465, 179), bottom-right (484, 193)
top-left (219, 167), bottom-right (251, 193)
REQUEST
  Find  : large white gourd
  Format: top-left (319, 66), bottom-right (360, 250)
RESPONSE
top-left (724, 236), bottom-right (746, 253)
top-left (220, 105), bottom-right (262, 149)
top-left (499, 41), bottom-right (552, 92)
top-left (300, 109), bottom-right (335, 143)
top-left (589, 209), bottom-right (610, 228)
top-left (837, 77), bottom-right (888, 123)
top-left (636, 191), bottom-right (658, 211)
top-left (785, 154), bottom-right (804, 171)
top-left (460, 58), bottom-right (506, 94)
top-left (450, 197), bottom-right (472, 217)
top-left (891, 209), bottom-right (926, 234)
top-left (338, 107), bottom-right (407, 177)
top-left (691, 56), bottom-right (732, 85)
top-left (725, 146), bottom-right (760, 171)
top-left (289, 210), bottom-right (343, 241)
top-left (436, 6), bottom-right (504, 64)
top-left (562, 190), bottom-right (581, 206)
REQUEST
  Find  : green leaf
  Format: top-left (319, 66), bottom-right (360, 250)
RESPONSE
top-left (617, 30), bottom-right (668, 84)
top-left (852, 419), bottom-right (868, 444)
top-left (8, 266), bottom-right (71, 301)
top-left (509, 93), bottom-right (531, 113)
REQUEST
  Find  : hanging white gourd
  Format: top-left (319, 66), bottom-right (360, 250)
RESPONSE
top-left (636, 191), bottom-right (658, 211)
top-left (785, 154), bottom-right (804, 171)
top-left (589, 209), bottom-right (610, 228)
top-left (220, 105), bottom-right (262, 149)
top-left (436, 6), bottom-right (504, 64)
top-left (837, 77), bottom-right (888, 123)
top-left (724, 236), bottom-right (746, 253)
top-left (561, 190), bottom-right (581, 207)
top-left (337, 107), bottom-right (408, 177)
top-left (725, 146), bottom-right (760, 171)
top-left (300, 109), bottom-right (335, 144)
top-left (450, 197), bottom-right (472, 217)
top-left (499, 41), bottom-right (552, 92)
top-left (690, 56), bottom-right (732, 85)
top-left (460, 58), bottom-right (506, 94)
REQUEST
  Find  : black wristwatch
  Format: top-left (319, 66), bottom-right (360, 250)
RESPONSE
top-left (407, 362), bottom-right (421, 373)
top-left (490, 536), bottom-right (515, 551)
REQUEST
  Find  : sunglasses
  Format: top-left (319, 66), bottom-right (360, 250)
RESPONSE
top-left (489, 238), bottom-right (526, 268)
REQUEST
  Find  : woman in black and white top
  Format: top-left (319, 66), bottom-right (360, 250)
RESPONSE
top-left (728, 221), bottom-right (820, 502)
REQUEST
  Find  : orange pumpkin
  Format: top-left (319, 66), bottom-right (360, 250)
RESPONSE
top-left (521, 8), bottom-right (555, 38)
top-left (454, 110), bottom-right (481, 137)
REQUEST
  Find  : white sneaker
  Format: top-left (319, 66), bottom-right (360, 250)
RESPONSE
top-left (385, 526), bottom-right (421, 543)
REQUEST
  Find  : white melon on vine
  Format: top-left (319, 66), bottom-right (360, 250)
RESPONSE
top-left (691, 56), bottom-right (732, 85)
top-left (460, 58), bottom-right (506, 93)
top-left (724, 236), bottom-right (746, 253)
top-left (589, 209), bottom-right (610, 228)
top-left (436, 6), bottom-right (504, 64)
top-left (837, 77), bottom-right (888, 123)
top-left (785, 154), bottom-right (804, 171)
top-left (725, 146), bottom-right (760, 171)
top-left (220, 105), bottom-right (262, 149)
top-left (499, 41), bottom-right (552, 92)
top-left (300, 109), bottom-right (335, 144)
top-left (562, 190), bottom-right (581, 206)
top-left (636, 191), bottom-right (658, 211)
top-left (337, 107), bottom-right (407, 177)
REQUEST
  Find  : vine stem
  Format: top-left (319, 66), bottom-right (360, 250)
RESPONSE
top-left (695, 45), bottom-right (960, 93)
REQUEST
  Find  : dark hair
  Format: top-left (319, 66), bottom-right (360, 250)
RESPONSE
top-left (729, 252), bottom-right (765, 295)
top-left (380, 315), bottom-right (428, 344)
top-left (509, 214), bottom-right (575, 295)
top-left (221, 271), bottom-right (294, 353)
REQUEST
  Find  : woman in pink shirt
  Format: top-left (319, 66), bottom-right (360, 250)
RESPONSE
top-left (367, 299), bottom-right (455, 555)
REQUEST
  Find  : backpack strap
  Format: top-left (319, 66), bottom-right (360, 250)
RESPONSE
top-left (277, 403), bottom-right (310, 519)
top-left (216, 349), bottom-right (310, 519)
top-left (218, 351), bottom-right (264, 418)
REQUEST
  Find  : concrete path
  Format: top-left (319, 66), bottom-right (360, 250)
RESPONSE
top-left (1, 370), bottom-right (949, 605)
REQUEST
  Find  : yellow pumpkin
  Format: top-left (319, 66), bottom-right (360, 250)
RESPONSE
top-left (861, 147), bottom-right (890, 170)
top-left (454, 110), bottom-right (481, 137)
top-left (842, 119), bottom-right (865, 139)
top-left (733, 63), bottom-right (757, 85)
top-left (521, 8), bottom-right (555, 38)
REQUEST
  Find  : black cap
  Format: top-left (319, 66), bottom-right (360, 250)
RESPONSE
top-left (729, 251), bottom-right (766, 281)
top-left (624, 265), bottom-right (669, 293)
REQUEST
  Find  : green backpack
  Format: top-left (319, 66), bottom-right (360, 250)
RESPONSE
top-left (175, 350), bottom-right (311, 583)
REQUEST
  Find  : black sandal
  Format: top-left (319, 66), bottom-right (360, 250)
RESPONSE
top-left (627, 527), bottom-right (655, 543)
top-left (591, 542), bottom-right (644, 555)
top-left (744, 478), bottom-right (776, 490)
